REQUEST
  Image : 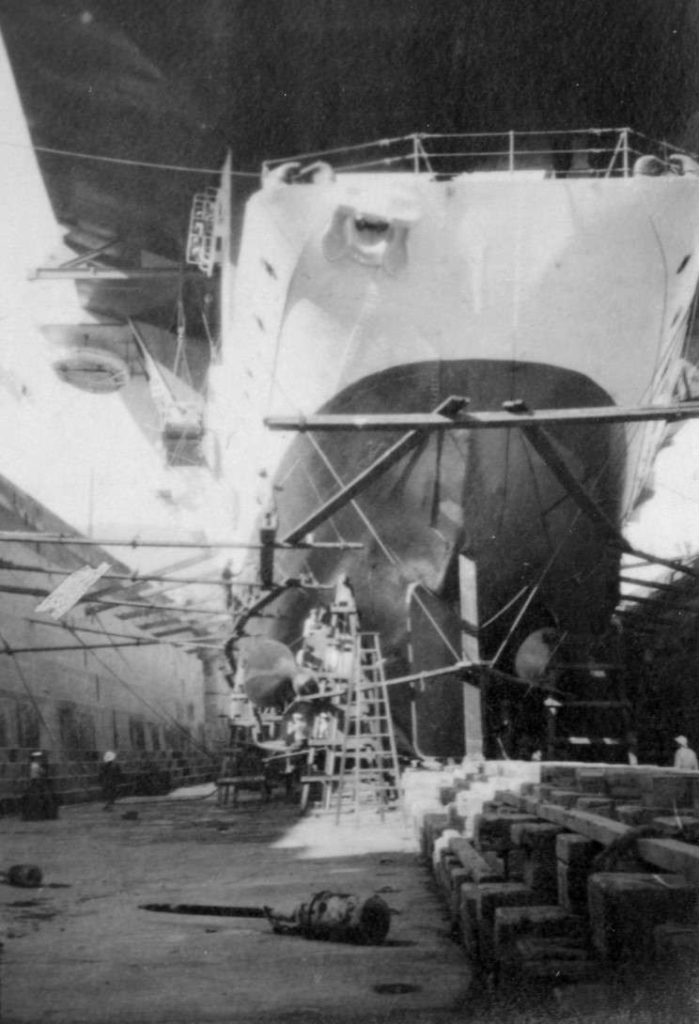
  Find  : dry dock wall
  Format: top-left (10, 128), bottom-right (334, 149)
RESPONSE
top-left (406, 760), bottom-right (699, 1008)
top-left (0, 478), bottom-right (224, 810)
top-left (0, 561), bottom-right (218, 811)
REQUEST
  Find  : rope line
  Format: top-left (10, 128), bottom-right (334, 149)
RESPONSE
top-left (70, 617), bottom-right (214, 757)
top-left (489, 514), bottom-right (582, 669)
top-left (304, 431), bottom-right (462, 662)
top-left (0, 136), bottom-right (258, 178)
top-left (0, 127), bottom-right (691, 187)
top-left (0, 628), bottom-right (59, 748)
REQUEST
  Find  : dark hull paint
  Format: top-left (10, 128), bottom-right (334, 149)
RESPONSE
top-left (250, 358), bottom-right (624, 757)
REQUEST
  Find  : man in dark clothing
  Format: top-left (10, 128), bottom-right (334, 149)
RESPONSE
top-left (22, 752), bottom-right (59, 820)
top-left (99, 750), bottom-right (123, 810)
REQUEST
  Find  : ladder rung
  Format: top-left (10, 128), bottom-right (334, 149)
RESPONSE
top-left (302, 631), bottom-right (403, 820)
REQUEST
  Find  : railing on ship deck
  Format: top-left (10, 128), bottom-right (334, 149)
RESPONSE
top-left (262, 128), bottom-right (695, 179)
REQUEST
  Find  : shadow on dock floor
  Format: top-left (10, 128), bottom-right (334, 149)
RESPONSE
top-left (0, 790), bottom-right (470, 1023)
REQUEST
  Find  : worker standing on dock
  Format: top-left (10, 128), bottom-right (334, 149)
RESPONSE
top-left (99, 751), bottom-right (123, 810)
top-left (283, 706), bottom-right (311, 797)
top-left (673, 735), bottom-right (698, 771)
top-left (21, 751), bottom-right (59, 820)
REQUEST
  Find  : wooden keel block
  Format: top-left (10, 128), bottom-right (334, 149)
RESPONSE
top-left (474, 882), bottom-right (544, 968)
top-left (474, 812), bottom-right (539, 853)
top-left (588, 872), bottom-right (698, 962)
top-left (448, 836), bottom-right (504, 883)
top-left (494, 904), bottom-right (585, 963)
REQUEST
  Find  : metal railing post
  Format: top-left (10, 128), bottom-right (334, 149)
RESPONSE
top-left (509, 130), bottom-right (515, 172)
top-left (622, 128), bottom-right (629, 177)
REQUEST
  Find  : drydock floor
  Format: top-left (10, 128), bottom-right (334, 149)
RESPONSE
top-left (3, 769), bottom-right (697, 1024)
top-left (0, 789), bottom-right (470, 1024)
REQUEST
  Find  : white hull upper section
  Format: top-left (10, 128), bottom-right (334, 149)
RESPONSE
top-left (213, 153), bottom-right (699, 548)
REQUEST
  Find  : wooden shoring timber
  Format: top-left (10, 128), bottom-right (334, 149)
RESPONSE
top-left (0, 640), bottom-right (161, 654)
top-left (282, 395), bottom-right (467, 546)
top-left (27, 617), bottom-right (222, 649)
top-left (265, 400), bottom-right (699, 433)
top-left (562, 700), bottom-right (631, 709)
top-left (149, 625), bottom-right (199, 638)
top-left (618, 607), bottom-right (697, 630)
top-left (0, 531), bottom-right (362, 552)
top-left (125, 617), bottom-right (181, 631)
top-left (615, 606), bottom-right (683, 625)
top-left (619, 592), bottom-right (698, 611)
top-left (622, 618), bottom-right (671, 634)
top-left (270, 406), bottom-right (699, 584)
top-left (619, 574), bottom-right (696, 594)
top-left (525, 801), bottom-right (699, 886)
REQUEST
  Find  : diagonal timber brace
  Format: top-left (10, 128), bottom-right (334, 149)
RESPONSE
top-left (282, 396), bottom-right (468, 545)
top-left (228, 398), bottom-right (467, 638)
top-left (514, 419), bottom-right (699, 580)
top-left (517, 420), bottom-right (627, 548)
top-left (269, 396), bottom-right (699, 581)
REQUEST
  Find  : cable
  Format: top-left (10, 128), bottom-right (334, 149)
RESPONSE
top-left (479, 585), bottom-right (530, 630)
top-left (0, 557), bottom-right (252, 588)
top-left (263, 134), bottom-right (408, 167)
top-left (0, 136), bottom-right (258, 178)
top-left (69, 618), bottom-right (213, 757)
top-left (0, 628), bottom-right (59, 749)
top-left (304, 431), bottom-right (462, 662)
top-left (490, 506), bottom-right (585, 670)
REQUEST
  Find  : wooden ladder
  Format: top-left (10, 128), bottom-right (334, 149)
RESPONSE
top-left (332, 632), bottom-right (403, 822)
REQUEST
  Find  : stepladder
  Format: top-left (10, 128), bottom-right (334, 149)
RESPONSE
top-left (296, 583), bottom-right (403, 820)
top-left (331, 631), bottom-right (403, 822)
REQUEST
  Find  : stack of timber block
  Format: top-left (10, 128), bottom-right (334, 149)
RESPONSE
top-left (408, 759), bottom-right (699, 998)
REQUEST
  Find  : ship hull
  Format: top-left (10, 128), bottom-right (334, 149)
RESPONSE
top-left (217, 141), bottom-right (699, 756)
top-left (252, 357), bottom-right (623, 756)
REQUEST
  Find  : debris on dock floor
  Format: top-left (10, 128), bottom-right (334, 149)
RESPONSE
top-left (0, 794), bottom-right (468, 1024)
top-left (3, 761), bottom-right (699, 1021)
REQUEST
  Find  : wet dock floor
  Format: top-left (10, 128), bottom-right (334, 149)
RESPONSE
top-left (0, 790), bottom-right (471, 1023)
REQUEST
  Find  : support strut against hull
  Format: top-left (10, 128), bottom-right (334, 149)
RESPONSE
top-left (0, 532), bottom-right (362, 552)
top-left (516, 419), bottom-right (699, 580)
top-left (282, 396), bottom-right (468, 546)
top-left (268, 398), bottom-right (699, 582)
top-left (265, 399), bottom-right (699, 432)
top-left (516, 419), bottom-right (625, 547)
top-left (228, 386), bottom-right (461, 639)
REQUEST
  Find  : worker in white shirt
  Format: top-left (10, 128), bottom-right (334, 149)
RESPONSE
top-left (673, 735), bottom-right (699, 771)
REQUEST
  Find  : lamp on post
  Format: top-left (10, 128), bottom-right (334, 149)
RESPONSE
top-left (544, 696), bottom-right (562, 760)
